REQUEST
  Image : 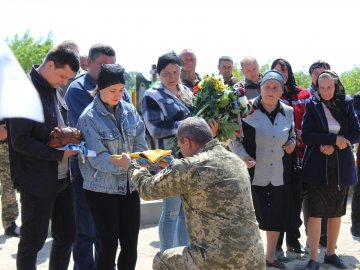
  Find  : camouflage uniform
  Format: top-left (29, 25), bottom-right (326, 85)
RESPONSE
top-left (129, 140), bottom-right (265, 270)
top-left (0, 142), bottom-right (19, 230)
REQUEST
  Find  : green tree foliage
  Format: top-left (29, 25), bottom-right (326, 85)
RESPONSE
top-left (125, 71), bottom-right (137, 92)
top-left (294, 71), bottom-right (311, 89)
top-left (340, 66), bottom-right (360, 96)
top-left (232, 63), bottom-right (244, 81)
top-left (6, 31), bottom-right (53, 73)
top-left (259, 63), bottom-right (269, 75)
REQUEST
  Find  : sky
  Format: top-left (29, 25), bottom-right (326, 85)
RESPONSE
top-left (1, 0), bottom-right (359, 80)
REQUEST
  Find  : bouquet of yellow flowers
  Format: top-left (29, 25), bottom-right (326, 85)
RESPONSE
top-left (192, 74), bottom-right (253, 142)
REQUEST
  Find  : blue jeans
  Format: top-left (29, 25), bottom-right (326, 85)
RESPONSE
top-left (71, 158), bottom-right (100, 270)
top-left (158, 196), bottom-right (189, 251)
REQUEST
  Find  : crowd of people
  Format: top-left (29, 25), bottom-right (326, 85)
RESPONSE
top-left (1, 41), bottom-right (360, 270)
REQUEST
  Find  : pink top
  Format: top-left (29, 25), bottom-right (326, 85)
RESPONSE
top-left (322, 103), bottom-right (340, 134)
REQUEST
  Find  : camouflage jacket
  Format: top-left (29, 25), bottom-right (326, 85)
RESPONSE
top-left (129, 139), bottom-right (265, 269)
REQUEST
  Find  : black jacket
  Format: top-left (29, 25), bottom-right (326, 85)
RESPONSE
top-left (8, 66), bottom-right (64, 198)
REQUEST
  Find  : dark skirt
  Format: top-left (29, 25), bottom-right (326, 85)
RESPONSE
top-left (251, 184), bottom-right (288, 231)
top-left (304, 154), bottom-right (349, 218)
top-left (305, 185), bottom-right (349, 218)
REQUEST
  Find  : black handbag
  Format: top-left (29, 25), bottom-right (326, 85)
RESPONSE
top-left (291, 163), bottom-right (306, 197)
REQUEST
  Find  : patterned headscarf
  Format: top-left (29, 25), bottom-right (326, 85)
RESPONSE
top-left (315, 70), bottom-right (345, 111)
top-left (315, 70), bottom-right (347, 134)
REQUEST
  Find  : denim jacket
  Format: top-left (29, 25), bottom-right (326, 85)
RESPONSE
top-left (78, 95), bottom-right (148, 194)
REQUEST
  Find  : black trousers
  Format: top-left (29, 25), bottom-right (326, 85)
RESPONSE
top-left (17, 179), bottom-right (75, 270)
top-left (85, 189), bottom-right (140, 270)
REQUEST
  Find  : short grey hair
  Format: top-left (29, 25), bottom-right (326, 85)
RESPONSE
top-left (240, 56), bottom-right (258, 68)
top-left (177, 117), bottom-right (212, 146)
top-left (179, 49), bottom-right (196, 59)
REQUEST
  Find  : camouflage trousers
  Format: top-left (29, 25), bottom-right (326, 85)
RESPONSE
top-left (152, 246), bottom-right (201, 270)
top-left (0, 142), bottom-right (19, 229)
top-left (152, 245), bottom-right (266, 270)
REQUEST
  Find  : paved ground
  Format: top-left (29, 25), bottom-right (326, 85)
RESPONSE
top-left (1, 194), bottom-right (359, 269)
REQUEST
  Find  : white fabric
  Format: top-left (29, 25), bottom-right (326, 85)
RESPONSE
top-left (0, 40), bottom-right (44, 122)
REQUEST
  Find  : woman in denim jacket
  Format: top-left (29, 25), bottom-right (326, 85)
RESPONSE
top-left (78, 64), bottom-right (147, 270)
top-left (142, 51), bottom-right (193, 251)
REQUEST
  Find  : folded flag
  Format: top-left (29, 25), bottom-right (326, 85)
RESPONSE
top-left (56, 141), bottom-right (96, 163)
top-left (112, 149), bottom-right (173, 170)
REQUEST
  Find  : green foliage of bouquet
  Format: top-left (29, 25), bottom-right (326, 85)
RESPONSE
top-left (192, 74), bottom-right (252, 142)
top-left (169, 74), bottom-right (253, 156)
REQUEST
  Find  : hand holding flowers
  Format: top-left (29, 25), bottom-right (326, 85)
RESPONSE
top-left (192, 74), bottom-right (253, 142)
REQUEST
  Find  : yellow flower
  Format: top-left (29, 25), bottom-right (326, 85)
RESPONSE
top-left (203, 74), bottom-right (210, 80)
top-left (213, 78), bottom-right (226, 92)
top-left (197, 74), bottom-right (227, 93)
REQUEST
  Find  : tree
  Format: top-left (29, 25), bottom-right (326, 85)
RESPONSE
top-left (125, 71), bottom-right (137, 92)
top-left (259, 63), bottom-right (270, 75)
top-left (294, 71), bottom-right (311, 89)
top-left (340, 66), bottom-right (360, 96)
top-left (6, 31), bottom-right (53, 73)
top-left (232, 63), bottom-right (244, 82)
